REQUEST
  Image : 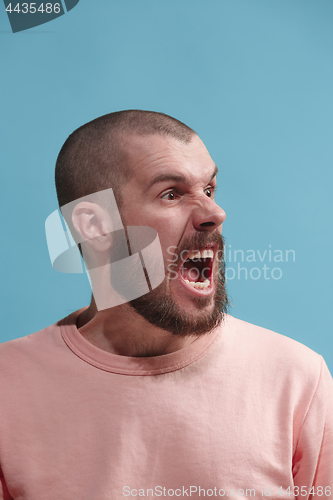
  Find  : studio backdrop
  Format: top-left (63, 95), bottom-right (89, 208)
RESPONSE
top-left (1, 0), bottom-right (332, 371)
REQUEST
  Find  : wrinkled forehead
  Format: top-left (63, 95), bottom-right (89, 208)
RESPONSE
top-left (122, 133), bottom-right (215, 186)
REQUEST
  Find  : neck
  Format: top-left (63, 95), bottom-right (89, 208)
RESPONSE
top-left (76, 298), bottom-right (198, 357)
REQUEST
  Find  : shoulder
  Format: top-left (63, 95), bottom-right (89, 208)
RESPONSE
top-left (0, 307), bottom-right (88, 360)
top-left (0, 322), bottom-right (57, 355)
top-left (0, 317), bottom-right (69, 379)
top-left (223, 314), bottom-right (322, 363)
top-left (221, 314), bottom-right (325, 388)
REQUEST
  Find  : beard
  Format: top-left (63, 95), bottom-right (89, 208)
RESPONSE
top-left (129, 231), bottom-right (229, 337)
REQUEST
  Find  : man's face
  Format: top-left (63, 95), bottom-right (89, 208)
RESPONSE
top-left (120, 133), bottom-right (228, 335)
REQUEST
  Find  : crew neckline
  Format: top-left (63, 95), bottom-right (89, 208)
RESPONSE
top-left (60, 308), bottom-right (224, 376)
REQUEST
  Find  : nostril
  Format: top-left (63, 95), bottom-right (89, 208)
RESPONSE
top-left (200, 222), bottom-right (215, 227)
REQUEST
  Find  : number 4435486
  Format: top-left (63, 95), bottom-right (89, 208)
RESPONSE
top-left (277, 486), bottom-right (331, 496)
top-left (6, 3), bottom-right (61, 14)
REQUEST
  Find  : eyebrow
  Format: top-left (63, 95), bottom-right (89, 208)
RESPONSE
top-left (146, 165), bottom-right (219, 191)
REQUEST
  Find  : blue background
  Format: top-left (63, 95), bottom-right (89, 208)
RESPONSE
top-left (1, 0), bottom-right (332, 371)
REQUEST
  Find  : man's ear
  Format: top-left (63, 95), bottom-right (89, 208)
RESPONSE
top-left (71, 202), bottom-right (113, 252)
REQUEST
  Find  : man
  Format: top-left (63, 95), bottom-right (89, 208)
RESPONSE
top-left (0, 110), bottom-right (332, 499)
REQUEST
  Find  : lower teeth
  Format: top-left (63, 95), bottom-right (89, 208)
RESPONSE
top-left (184, 279), bottom-right (210, 290)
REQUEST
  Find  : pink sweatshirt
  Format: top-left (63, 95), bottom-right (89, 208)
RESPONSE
top-left (0, 310), bottom-right (332, 500)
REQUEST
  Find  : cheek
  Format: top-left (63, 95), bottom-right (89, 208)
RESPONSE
top-left (157, 221), bottom-right (185, 266)
top-left (122, 202), bottom-right (187, 248)
top-left (142, 212), bottom-right (183, 236)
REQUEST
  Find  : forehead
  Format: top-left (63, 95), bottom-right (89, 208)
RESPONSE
top-left (123, 134), bottom-right (216, 187)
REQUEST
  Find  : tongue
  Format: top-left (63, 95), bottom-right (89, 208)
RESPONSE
top-left (181, 260), bottom-right (203, 282)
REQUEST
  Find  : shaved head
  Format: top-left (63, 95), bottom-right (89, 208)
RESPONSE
top-left (55, 110), bottom-right (196, 211)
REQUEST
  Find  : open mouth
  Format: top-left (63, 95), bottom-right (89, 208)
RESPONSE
top-left (179, 248), bottom-right (214, 291)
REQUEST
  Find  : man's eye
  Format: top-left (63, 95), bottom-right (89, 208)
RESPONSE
top-left (161, 191), bottom-right (177, 201)
top-left (204, 187), bottom-right (214, 197)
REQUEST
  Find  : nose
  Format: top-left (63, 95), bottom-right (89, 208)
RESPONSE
top-left (191, 198), bottom-right (226, 232)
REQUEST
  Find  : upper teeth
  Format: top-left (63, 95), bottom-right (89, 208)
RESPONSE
top-left (187, 249), bottom-right (214, 260)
